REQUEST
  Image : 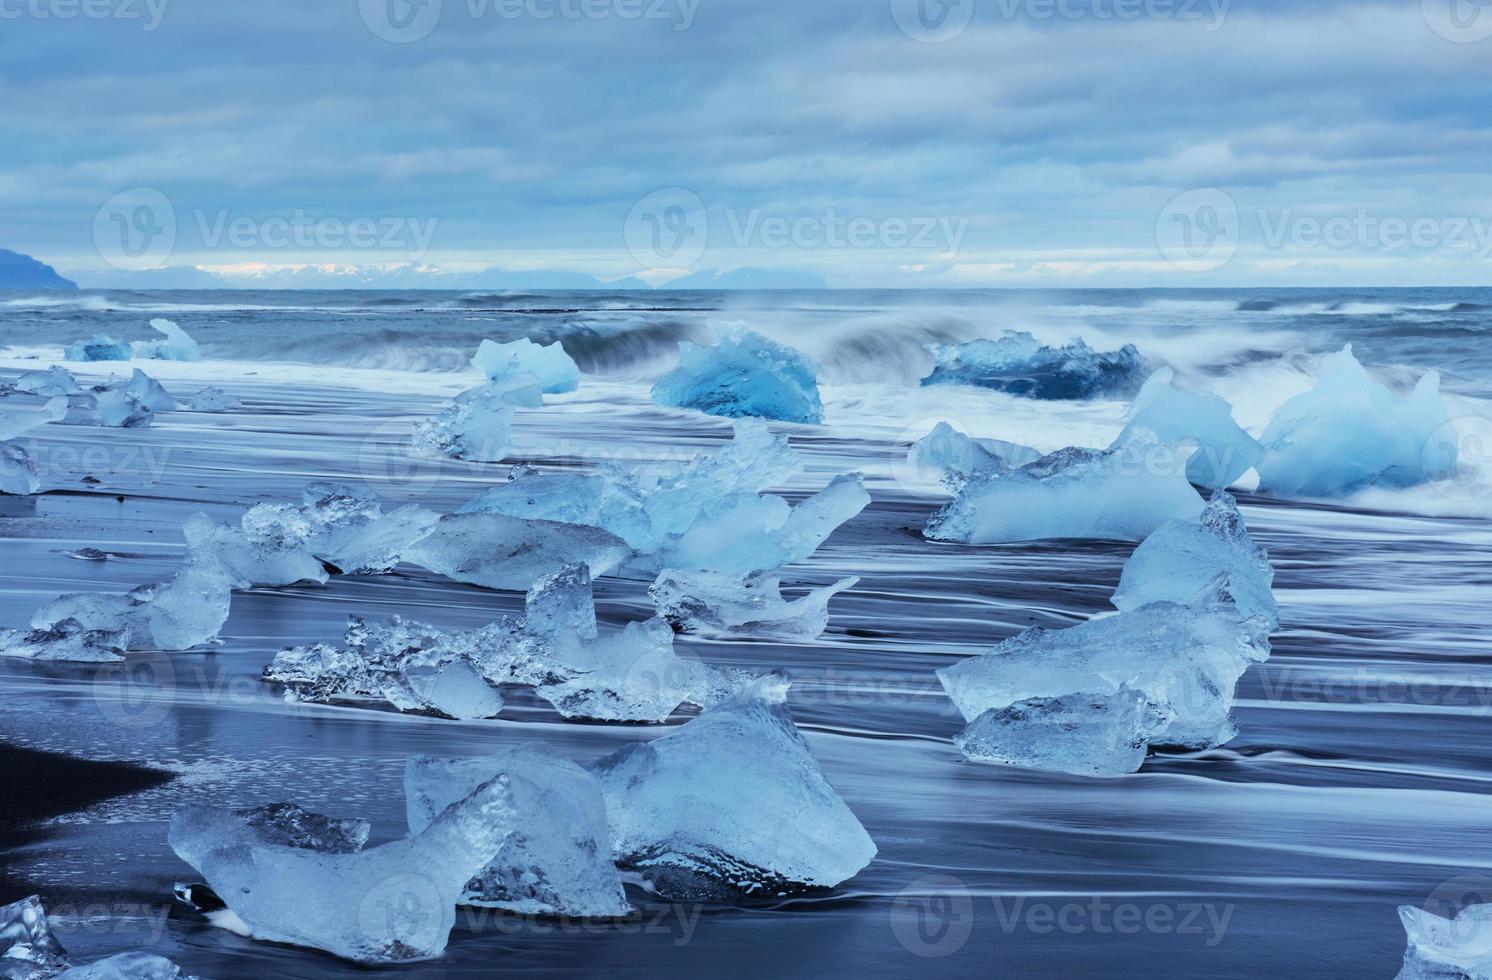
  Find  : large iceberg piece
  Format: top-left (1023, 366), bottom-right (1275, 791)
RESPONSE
top-left (587, 676), bottom-right (877, 899)
top-left (472, 338), bottom-right (580, 394)
top-left (925, 430), bottom-right (1204, 544)
top-left (921, 331), bottom-right (1149, 400)
top-left (1, 442), bottom-right (42, 495)
top-left (938, 588), bottom-right (1271, 763)
top-left (0, 619), bottom-right (128, 663)
top-left (1115, 368), bottom-right (1263, 489)
top-left (1397, 903), bottom-right (1492, 979)
top-left (170, 802), bottom-right (371, 874)
top-left (133, 319), bottom-right (201, 361)
top-left (64, 334), bottom-right (132, 362)
top-left (405, 513), bottom-right (630, 591)
top-left (404, 749), bottom-right (630, 917)
top-left (1257, 345), bottom-right (1457, 497)
top-left (651, 329), bottom-right (824, 425)
top-left (953, 688), bottom-right (1167, 777)
top-left (0, 895), bottom-right (71, 976)
top-left (650, 569), bottom-right (858, 639)
top-left (190, 776), bottom-right (518, 963)
top-left (1113, 491), bottom-right (1278, 629)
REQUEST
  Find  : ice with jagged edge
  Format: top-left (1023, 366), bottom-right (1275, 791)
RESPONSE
top-left (472, 338), bottom-right (581, 394)
top-left (64, 334), bottom-right (133, 362)
top-left (651, 329), bottom-right (825, 424)
top-left (406, 512), bottom-right (631, 591)
top-left (405, 748), bottom-right (630, 917)
top-left (1, 395), bottom-right (67, 441)
top-left (56, 951), bottom-right (196, 978)
top-left (170, 802), bottom-right (371, 874)
top-left (1, 442), bottom-right (42, 495)
top-left (133, 319), bottom-right (201, 361)
top-left (411, 374), bottom-right (543, 462)
top-left (587, 675), bottom-right (876, 899)
top-left (1113, 490), bottom-right (1278, 629)
top-left (906, 421), bottom-right (1041, 494)
top-left (13, 366), bottom-right (82, 397)
top-left (921, 331), bottom-right (1149, 400)
top-left (298, 483), bottom-right (440, 576)
top-left (34, 558), bottom-right (235, 653)
top-left (1257, 345), bottom-right (1458, 498)
top-left (187, 387), bottom-right (239, 412)
top-left (59, 370), bottom-right (177, 429)
top-left (1115, 368), bottom-right (1263, 489)
top-left (0, 894), bottom-right (195, 978)
top-left (188, 775), bottom-right (518, 964)
top-left (0, 619), bottom-right (129, 663)
top-left (953, 688), bottom-right (1170, 777)
top-left (650, 569), bottom-right (858, 639)
top-left (925, 429), bottom-right (1204, 544)
top-left (1396, 903), bottom-right (1492, 979)
top-left (938, 585), bottom-right (1272, 764)
top-left (184, 508), bottom-right (330, 589)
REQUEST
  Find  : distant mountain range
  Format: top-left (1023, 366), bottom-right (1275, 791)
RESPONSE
top-left (0, 250), bottom-right (78, 290)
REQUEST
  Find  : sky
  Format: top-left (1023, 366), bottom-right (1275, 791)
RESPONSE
top-left (3, 0), bottom-right (1492, 288)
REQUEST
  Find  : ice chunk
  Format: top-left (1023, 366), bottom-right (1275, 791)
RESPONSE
top-left (1257, 345), bottom-right (1458, 498)
top-left (587, 676), bottom-right (876, 899)
top-left (650, 570), bottom-right (858, 639)
top-left (56, 952), bottom-right (193, 978)
top-left (523, 563), bottom-right (598, 640)
top-left (64, 334), bottom-right (132, 362)
top-left (651, 329), bottom-right (824, 424)
top-left (298, 484), bottom-right (439, 576)
top-left (133, 319), bottom-right (201, 361)
top-left (114, 370), bottom-right (177, 413)
top-left (14, 367), bottom-right (81, 397)
top-left (192, 775), bottom-right (519, 963)
top-left (907, 422), bottom-right (1039, 493)
top-left (921, 331), bottom-right (1149, 400)
top-left (1, 442), bottom-right (41, 495)
top-left (186, 387), bottom-right (240, 412)
top-left (938, 590), bottom-right (1271, 756)
top-left (459, 467), bottom-right (611, 525)
top-left (406, 513), bottom-right (630, 591)
top-left (952, 689), bottom-right (1169, 777)
top-left (398, 660), bottom-right (506, 720)
top-left (183, 509), bottom-right (329, 588)
top-left (1113, 490), bottom-right (1278, 629)
top-left (170, 802), bottom-right (371, 874)
top-left (32, 560), bottom-right (234, 653)
top-left (0, 619), bottom-right (128, 663)
top-left (61, 389), bottom-right (153, 429)
top-left (0, 895), bottom-right (71, 976)
top-left (472, 338), bottom-right (580, 394)
top-left (1397, 903), bottom-right (1492, 979)
top-left (411, 386), bottom-right (515, 463)
top-left (925, 430), bottom-right (1204, 544)
top-left (0, 396), bottom-right (67, 441)
top-left (404, 749), bottom-right (630, 917)
top-left (1115, 368), bottom-right (1263, 489)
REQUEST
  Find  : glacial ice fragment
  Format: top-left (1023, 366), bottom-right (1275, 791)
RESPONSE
top-left (651, 329), bottom-right (824, 425)
top-left (183, 508), bottom-right (329, 588)
top-left (14, 367), bottom-right (81, 397)
top-left (0, 895), bottom-right (70, 976)
top-left (1397, 903), bottom-right (1492, 979)
top-left (0, 396), bottom-right (66, 441)
top-left (61, 389), bottom-right (153, 429)
top-left (0, 619), bottom-right (128, 663)
top-left (925, 430), bottom-right (1204, 544)
top-left (921, 331), bottom-right (1149, 400)
top-left (405, 513), bottom-right (630, 591)
top-left (1257, 345), bottom-right (1458, 498)
top-left (1115, 368), bottom-right (1263, 489)
top-left (64, 334), bottom-right (132, 362)
top-left (1, 442), bottom-right (42, 495)
top-left (132, 319), bottom-right (201, 361)
top-left (192, 775), bottom-right (519, 963)
top-left (587, 676), bottom-right (877, 899)
top-left (56, 952), bottom-right (194, 979)
top-left (411, 382), bottom-right (533, 462)
top-left (404, 749), bottom-right (630, 917)
top-left (33, 560), bottom-right (235, 653)
top-left (186, 387), bottom-right (239, 413)
top-left (650, 569), bottom-right (858, 639)
top-left (114, 370), bottom-right (177, 413)
top-left (907, 421), bottom-right (1039, 493)
top-left (953, 689), bottom-right (1169, 777)
top-left (472, 338), bottom-right (581, 394)
top-left (170, 802), bottom-right (371, 874)
top-left (1112, 490), bottom-right (1278, 629)
top-left (298, 484), bottom-right (439, 575)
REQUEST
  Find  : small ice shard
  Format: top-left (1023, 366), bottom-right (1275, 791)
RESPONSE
top-left (937, 588), bottom-right (1271, 756)
top-left (192, 775), bottom-right (519, 964)
top-left (472, 338), bottom-right (580, 394)
top-left (1397, 903), bottom-right (1492, 979)
top-left (1114, 368), bottom-right (1263, 489)
top-left (405, 749), bottom-right (630, 917)
top-left (299, 484), bottom-right (439, 576)
top-left (952, 689), bottom-right (1170, 777)
top-left (0, 895), bottom-right (71, 976)
top-left (170, 802), bottom-right (372, 874)
top-left (907, 422), bottom-right (1040, 493)
top-left (920, 331), bottom-right (1149, 400)
top-left (925, 430), bottom-right (1204, 544)
top-left (588, 676), bottom-right (877, 899)
top-left (14, 366), bottom-right (81, 397)
top-left (406, 513), bottom-right (631, 591)
top-left (0, 396), bottom-right (67, 441)
top-left (186, 387), bottom-right (239, 412)
top-left (1, 442), bottom-right (42, 495)
top-left (650, 569), bottom-right (859, 639)
top-left (411, 385), bottom-right (518, 462)
top-left (56, 951), bottom-right (194, 978)
top-left (1113, 490), bottom-right (1279, 630)
top-left (651, 329), bottom-right (825, 424)
top-left (132, 318), bottom-right (201, 361)
top-left (183, 507), bottom-right (329, 588)
top-left (115, 370), bottom-right (177, 413)
top-left (1257, 345), bottom-right (1458, 498)
top-left (0, 618), bottom-right (128, 663)
top-left (64, 334), bottom-right (132, 362)
top-left (32, 560), bottom-right (234, 653)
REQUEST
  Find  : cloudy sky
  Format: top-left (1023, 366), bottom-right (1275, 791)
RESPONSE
top-left (4, 0), bottom-right (1492, 287)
